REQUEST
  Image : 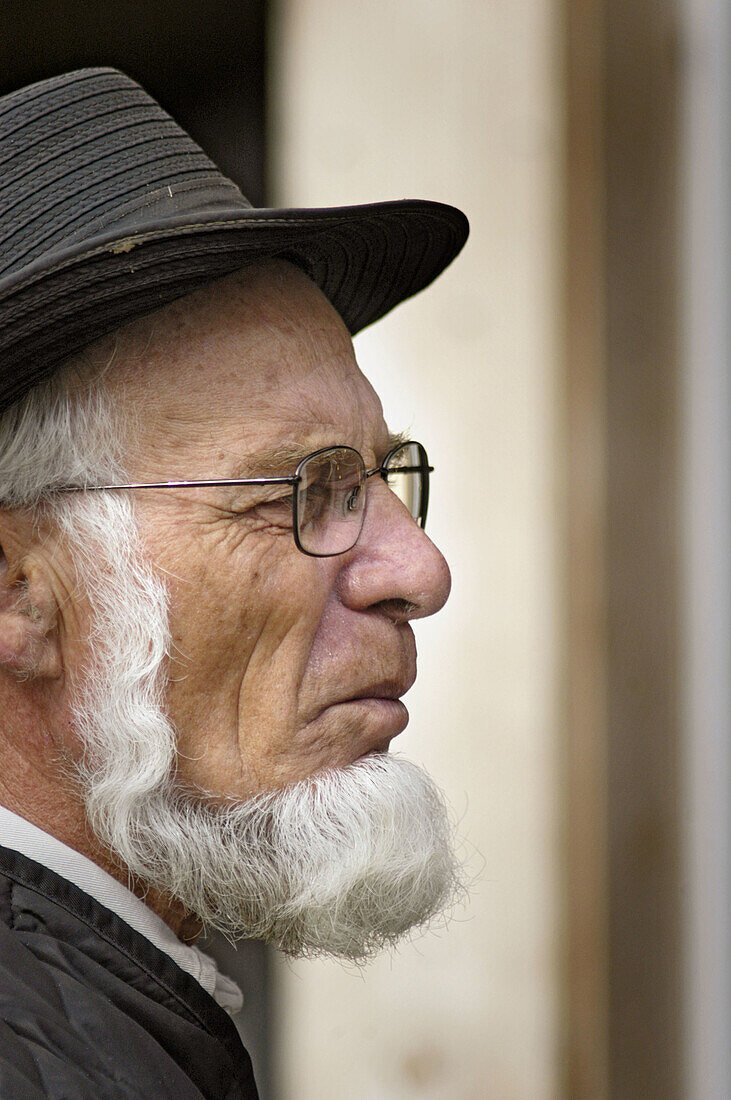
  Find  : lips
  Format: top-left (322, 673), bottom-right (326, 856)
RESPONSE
top-left (308, 668), bottom-right (416, 724)
top-left (344, 676), bottom-right (414, 704)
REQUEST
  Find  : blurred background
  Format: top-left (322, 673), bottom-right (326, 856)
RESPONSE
top-left (1, 0), bottom-right (728, 1096)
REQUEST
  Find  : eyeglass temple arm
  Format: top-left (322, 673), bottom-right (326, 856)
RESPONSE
top-left (57, 475), bottom-right (299, 493)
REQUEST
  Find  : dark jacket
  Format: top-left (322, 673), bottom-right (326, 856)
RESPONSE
top-left (0, 845), bottom-right (259, 1099)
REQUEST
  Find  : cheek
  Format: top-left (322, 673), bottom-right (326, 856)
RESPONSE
top-left (160, 539), bottom-right (336, 775)
top-left (232, 559), bottom-right (334, 724)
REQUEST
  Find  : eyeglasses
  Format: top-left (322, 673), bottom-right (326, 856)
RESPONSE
top-left (62, 440), bottom-right (432, 557)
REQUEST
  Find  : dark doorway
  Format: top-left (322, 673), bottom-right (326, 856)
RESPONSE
top-left (0, 0), bottom-right (268, 206)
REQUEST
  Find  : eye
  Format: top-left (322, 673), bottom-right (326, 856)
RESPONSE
top-left (234, 487), bottom-right (295, 527)
top-left (257, 491), bottom-right (295, 514)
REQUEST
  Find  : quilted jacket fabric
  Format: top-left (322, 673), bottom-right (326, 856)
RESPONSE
top-left (0, 845), bottom-right (259, 1099)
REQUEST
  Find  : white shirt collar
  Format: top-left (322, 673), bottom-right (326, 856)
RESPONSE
top-left (0, 803), bottom-right (243, 1014)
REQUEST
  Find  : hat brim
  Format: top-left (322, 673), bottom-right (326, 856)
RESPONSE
top-left (0, 199), bottom-right (468, 411)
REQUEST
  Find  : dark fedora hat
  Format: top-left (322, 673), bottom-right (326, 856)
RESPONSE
top-left (0, 68), bottom-right (468, 412)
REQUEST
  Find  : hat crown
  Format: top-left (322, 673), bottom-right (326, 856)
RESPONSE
top-left (0, 68), bottom-right (250, 281)
top-left (0, 67), bottom-right (467, 415)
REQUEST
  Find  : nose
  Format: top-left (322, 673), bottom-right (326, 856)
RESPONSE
top-left (337, 479), bottom-right (451, 621)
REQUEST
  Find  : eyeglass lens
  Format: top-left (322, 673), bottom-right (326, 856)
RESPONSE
top-left (296, 447), bottom-right (366, 555)
top-left (296, 442), bottom-right (428, 557)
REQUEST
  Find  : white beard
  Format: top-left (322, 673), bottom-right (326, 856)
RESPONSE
top-left (59, 493), bottom-right (462, 960)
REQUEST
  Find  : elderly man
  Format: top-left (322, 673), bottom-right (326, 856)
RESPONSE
top-left (0, 69), bottom-right (468, 1098)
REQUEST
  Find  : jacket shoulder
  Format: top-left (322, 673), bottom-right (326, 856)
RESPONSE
top-left (0, 915), bottom-right (207, 1098)
top-left (0, 855), bottom-right (258, 1099)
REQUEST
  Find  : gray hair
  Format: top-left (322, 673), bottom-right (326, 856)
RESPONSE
top-left (0, 359), bottom-right (124, 509)
top-left (0, 360), bottom-right (178, 864)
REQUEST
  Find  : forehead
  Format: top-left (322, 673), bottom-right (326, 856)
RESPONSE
top-left (91, 260), bottom-right (387, 473)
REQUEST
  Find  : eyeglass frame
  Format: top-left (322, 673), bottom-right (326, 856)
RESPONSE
top-left (59, 440), bottom-right (433, 558)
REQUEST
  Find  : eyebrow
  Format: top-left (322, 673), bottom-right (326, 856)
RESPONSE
top-left (229, 443), bottom-right (311, 478)
top-left (229, 430), bottom-right (410, 479)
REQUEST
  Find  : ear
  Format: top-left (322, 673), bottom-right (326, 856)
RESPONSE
top-left (0, 546), bottom-right (62, 681)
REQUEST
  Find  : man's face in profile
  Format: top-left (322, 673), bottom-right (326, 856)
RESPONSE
top-left (58, 259), bottom-right (460, 957)
top-left (100, 258), bottom-right (451, 797)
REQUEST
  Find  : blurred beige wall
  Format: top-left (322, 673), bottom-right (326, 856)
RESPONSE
top-left (270, 2), bottom-right (563, 1096)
